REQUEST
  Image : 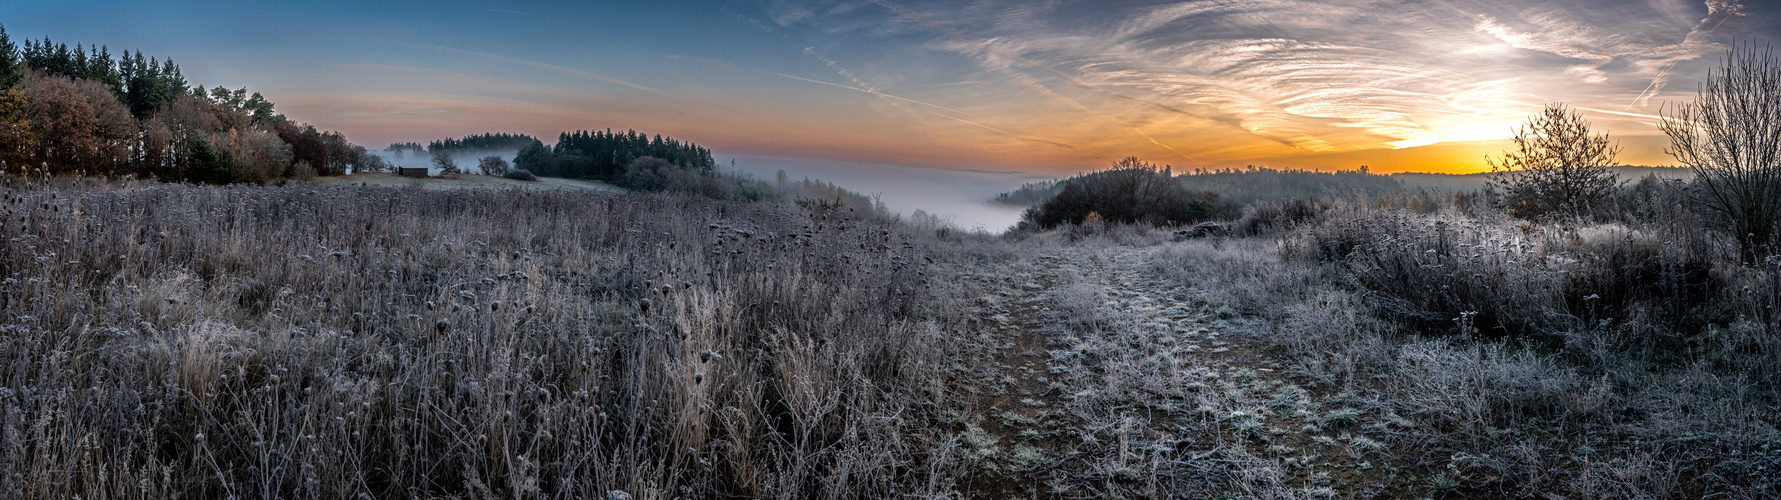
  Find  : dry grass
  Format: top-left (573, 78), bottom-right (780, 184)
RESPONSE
top-left (0, 180), bottom-right (998, 498)
top-left (5, 176), bottom-right (1778, 498)
top-left (1140, 204), bottom-right (1781, 497)
top-left (313, 171), bottom-right (628, 193)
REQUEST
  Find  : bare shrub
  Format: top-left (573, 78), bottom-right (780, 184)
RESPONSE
top-left (1661, 41), bottom-right (1781, 261)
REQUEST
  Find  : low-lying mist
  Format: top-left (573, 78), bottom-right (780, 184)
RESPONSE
top-left (724, 155), bottom-right (1047, 232)
top-left (367, 148), bottom-right (526, 175)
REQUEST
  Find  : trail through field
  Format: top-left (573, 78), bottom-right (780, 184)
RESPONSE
top-left (954, 243), bottom-right (1407, 498)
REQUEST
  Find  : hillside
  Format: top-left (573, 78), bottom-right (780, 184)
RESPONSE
top-left (314, 171), bottom-right (627, 193)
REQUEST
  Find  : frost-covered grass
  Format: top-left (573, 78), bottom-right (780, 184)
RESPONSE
top-left (5, 177), bottom-right (1777, 498)
top-left (0, 181), bottom-right (1000, 498)
top-left (1147, 206), bottom-right (1781, 497)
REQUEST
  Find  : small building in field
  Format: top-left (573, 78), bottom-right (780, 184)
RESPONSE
top-left (398, 167), bottom-right (428, 178)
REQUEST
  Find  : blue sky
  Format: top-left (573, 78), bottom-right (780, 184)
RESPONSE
top-left (6, 0), bottom-right (1778, 179)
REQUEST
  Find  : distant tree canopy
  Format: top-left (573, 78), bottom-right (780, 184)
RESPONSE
top-left (995, 163), bottom-right (1406, 207)
top-left (515, 129), bottom-right (715, 180)
top-left (385, 142), bottom-right (425, 158)
top-left (0, 25), bottom-right (376, 183)
top-left (1020, 157), bottom-right (1238, 230)
top-left (426, 133), bottom-right (538, 154)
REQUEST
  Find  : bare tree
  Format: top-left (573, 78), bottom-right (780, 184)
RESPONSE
top-left (430, 148), bottom-right (459, 175)
top-left (1661, 42), bottom-right (1781, 261)
top-left (1487, 104), bottom-right (1622, 221)
top-left (477, 155), bottom-right (509, 176)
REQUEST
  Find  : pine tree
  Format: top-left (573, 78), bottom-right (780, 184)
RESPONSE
top-left (0, 24), bottom-right (19, 89)
top-left (189, 133), bottom-right (229, 184)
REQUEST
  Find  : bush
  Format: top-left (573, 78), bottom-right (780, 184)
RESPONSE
top-left (1020, 156), bottom-right (1238, 230)
top-left (1660, 42), bottom-right (1781, 261)
top-left (1306, 207), bottom-right (1728, 346)
top-left (502, 168), bottom-right (536, 181)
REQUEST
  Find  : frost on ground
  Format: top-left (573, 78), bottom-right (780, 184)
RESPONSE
top-left (0, 183), bottom-right (1775, 498)
top-left (947, 241), bottom-right (1415, 498)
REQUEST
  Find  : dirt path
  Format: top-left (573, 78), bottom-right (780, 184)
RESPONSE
top-left (954, 243), bottom-right (1412, 498)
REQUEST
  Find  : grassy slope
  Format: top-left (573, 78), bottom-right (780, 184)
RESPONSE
top-left (314, 172), bottom-right (629, 193)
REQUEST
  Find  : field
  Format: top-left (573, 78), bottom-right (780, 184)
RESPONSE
top-left (0, 180), bottom-right (1777, 498)
top-left (313, 172), bottom-right (628, 193)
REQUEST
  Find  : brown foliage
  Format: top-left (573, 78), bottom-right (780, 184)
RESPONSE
top-left (24, 74), bottom-right (134, 175)
top-left (0, 87), bottom-right (31, 171)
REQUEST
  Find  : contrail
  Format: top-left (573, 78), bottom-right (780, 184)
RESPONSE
top-left (1127, 126), bottom-right (1206, 165)
top-left (768, 72), bottom-right (1078, 151)
top-left (386, 40), bottom-right (758, 120)
top-left (768, 71), bottom-right (985, 118)
top-left (425, 5), bottom-right (531, 15)
top-left (1626, 2), bottom-right (1738, 110)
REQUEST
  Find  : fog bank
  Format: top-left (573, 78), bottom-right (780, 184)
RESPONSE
top-left (724, 155), bottom-right (1050, 233)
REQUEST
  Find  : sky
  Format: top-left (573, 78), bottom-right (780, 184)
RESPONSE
top-left (3, 0), bottom-right (1777, 226)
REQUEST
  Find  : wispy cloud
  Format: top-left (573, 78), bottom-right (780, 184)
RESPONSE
top-left (751, 0), bottom-right (1750, 167)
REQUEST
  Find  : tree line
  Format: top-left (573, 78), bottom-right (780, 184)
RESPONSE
top-left (514, 129), bottom-right (715, 180)
top-left (426, 132), bottom-right (537, 154)
top-left (0, 25), bottom-right (382, 183)
top-left (994, 164), bottom-right (1408, 208)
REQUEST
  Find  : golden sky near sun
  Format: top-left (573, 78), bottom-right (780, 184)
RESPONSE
top-left (115, 0), bottom-right (1759, 176)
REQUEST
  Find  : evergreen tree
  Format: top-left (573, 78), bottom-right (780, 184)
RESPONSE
top-left (0, 24), bottom-right (19, 89)
top-left (513, 140), bottom-right (553, 176)
top-left (189, 133), bottom-right (228, 184)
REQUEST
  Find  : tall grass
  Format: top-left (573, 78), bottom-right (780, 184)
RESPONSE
top-left (1143, 199), bottom-right (1781, 496)
top-left (0, 181), bottom-right (987, 498)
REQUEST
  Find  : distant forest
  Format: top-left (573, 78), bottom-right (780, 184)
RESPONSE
top-left (995, 164), bottom-right (1697, 208)
top-left (514, 129), bottom-right (716, 180)
top-left (995, 165), bottom-right (1406, 207)
top-left (426, 132), bottom-right (538, 154)
top-left (0, 25), bottom-right (382, 183)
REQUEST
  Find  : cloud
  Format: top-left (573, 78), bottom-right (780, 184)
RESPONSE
top-left (749, 0), bottom-right (1749, 170)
